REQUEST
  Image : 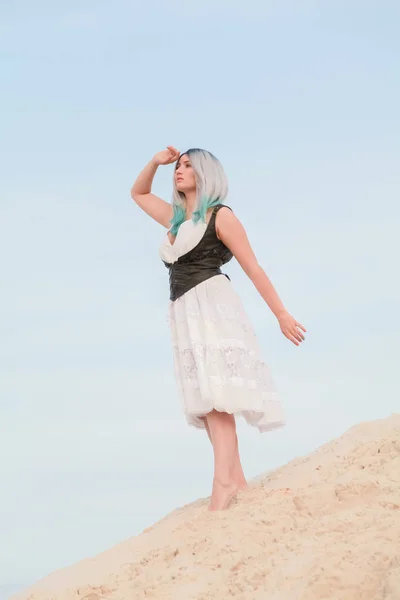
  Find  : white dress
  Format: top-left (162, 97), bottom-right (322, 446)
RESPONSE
top-left (159, 216), bottom-right (286, 433)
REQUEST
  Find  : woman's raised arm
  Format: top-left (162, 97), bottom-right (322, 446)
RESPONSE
top-left (130, 146), bottom-right (180, 228)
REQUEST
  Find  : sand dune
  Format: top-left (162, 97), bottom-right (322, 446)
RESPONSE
top-left (12, 414), bottom-right (400, 600)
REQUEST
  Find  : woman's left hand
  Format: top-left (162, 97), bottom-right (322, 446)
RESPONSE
top-left (277, 311), bottom-right (306, 346)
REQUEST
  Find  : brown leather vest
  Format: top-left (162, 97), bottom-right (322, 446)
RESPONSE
top-left (161, 204), bottom-right (233, 301)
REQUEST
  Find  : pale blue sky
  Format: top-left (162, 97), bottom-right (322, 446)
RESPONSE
top-left (1, 1), bottom-right (399, 597)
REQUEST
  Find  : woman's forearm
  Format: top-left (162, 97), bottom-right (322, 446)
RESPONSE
top-left (250, 265), bottom-right (288, 318)
top-left (130, 159), bottom-right (158, 198)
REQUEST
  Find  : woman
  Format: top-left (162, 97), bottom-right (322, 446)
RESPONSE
top-left (130, 146), bottom-right (306, 511)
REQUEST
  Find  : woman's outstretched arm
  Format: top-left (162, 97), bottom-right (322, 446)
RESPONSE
top-left (215, 207), bottom-right (306, 346)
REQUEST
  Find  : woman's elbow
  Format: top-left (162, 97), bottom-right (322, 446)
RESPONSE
top-left (130, 188), bottom-right (141, 202)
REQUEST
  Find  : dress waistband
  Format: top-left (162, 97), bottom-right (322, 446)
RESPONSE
top-left (167, 261), bottom-right (230, 301)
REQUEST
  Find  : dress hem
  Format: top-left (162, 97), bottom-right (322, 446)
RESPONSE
top-left (184, 406), bottom-right (286, 434)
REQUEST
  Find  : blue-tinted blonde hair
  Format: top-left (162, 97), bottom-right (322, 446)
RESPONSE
top-left (168, 148), bottom-right (228, 235)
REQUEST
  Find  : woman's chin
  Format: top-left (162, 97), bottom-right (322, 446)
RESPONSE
top-left (177, 185), bottom-right (195, 195)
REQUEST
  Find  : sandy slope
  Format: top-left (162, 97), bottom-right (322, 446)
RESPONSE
top-left (11, 414), bottom-right (400, 600)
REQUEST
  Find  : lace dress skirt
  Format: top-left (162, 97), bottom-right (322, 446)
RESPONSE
top-left (166, 273), bottom-right (285, 433)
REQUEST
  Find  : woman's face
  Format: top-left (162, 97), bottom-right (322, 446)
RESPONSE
top-left (175, 154), bottom-right (196, 194)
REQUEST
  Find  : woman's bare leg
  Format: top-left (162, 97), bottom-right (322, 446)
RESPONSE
top-left (203, 417), bottom-right (213, 444)
top-left (203, 417), bottom-right (248, 491)
top-left (232, 432), bottom-right (249, 491)
top-left (204, 410), bottom-right (238, 510)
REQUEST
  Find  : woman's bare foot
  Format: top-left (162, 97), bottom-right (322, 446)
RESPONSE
top-left (208, 480), bottom-right (238, 511)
